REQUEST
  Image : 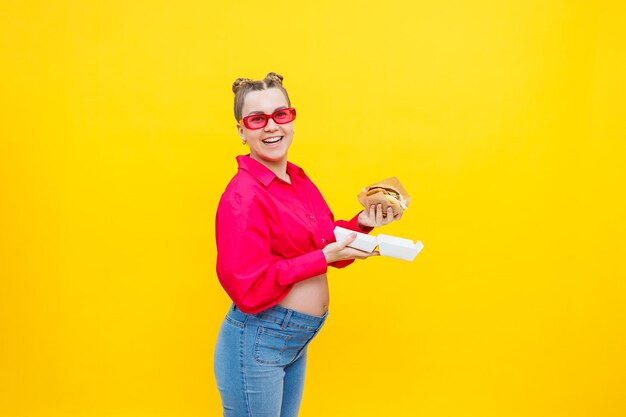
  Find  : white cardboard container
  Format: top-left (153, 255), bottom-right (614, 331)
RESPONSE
top-left (333, 226), bottom-right (378, 252)
top-left (332, 226), bottom-right (424, 262)
top-left (376, 234), bottom-right (424, 262)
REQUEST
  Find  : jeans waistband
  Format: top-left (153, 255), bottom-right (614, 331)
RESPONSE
top-left (228, 303), bottom-right (327, 331)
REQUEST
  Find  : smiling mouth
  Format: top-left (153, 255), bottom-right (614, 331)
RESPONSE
top-left (262, 136), bottom-right (283, 144)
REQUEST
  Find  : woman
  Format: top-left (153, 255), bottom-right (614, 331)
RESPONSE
top-left (214, 72), bottom-right (402, 417)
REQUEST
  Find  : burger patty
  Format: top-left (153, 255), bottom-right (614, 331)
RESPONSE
top-left (366, 187), bottom-right (401, 200)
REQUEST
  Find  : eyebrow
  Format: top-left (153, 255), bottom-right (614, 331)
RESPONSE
top-left (246, 106), bottom-right (288, 116)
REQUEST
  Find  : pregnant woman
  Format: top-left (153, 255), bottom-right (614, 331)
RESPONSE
top-left (213, 72), bottom-right (402, 417)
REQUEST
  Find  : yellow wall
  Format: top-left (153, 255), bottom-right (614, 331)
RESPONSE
top-left (1, 1), bottom-right (625, 416)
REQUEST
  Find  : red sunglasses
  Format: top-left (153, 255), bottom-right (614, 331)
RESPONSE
top-left (239, 108), bottom-right (296, 130)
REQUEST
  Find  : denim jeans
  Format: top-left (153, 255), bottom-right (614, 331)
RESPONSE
top-left (214, 303), bottom-right (327, 417)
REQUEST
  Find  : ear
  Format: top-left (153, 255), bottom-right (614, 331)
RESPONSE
top-left (237, 124), bottom-right (245, 140)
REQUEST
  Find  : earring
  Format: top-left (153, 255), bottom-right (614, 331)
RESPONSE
top-left (242, 140), bottom-right (247, 145)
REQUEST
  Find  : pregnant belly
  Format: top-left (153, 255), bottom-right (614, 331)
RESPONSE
top-left (279, 274), bottom-right (329, 317)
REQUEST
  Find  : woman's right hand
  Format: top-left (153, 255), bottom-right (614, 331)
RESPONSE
top-left (322, 232), bottom-right (379, 264)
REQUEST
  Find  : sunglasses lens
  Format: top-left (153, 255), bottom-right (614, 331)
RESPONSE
top-left (245, 115), bottom-right (268, 129)
top-left (273, 109), bottom-right (294, 124)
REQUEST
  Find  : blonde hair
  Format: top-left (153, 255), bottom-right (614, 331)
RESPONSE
top-left (232, 72), bottom-right (291, 121)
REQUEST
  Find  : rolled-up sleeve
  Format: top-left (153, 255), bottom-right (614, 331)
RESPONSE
top-left (334, 211), bottom-right (374, 234)
top-left (327, 211), bottom-right (374, 269)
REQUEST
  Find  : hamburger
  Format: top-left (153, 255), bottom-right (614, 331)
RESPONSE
top-left (357, 177), bottom-right (410, 217)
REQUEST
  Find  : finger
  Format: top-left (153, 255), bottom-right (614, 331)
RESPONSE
top-left (384, 207), bottom-right (394, 224)
top-left (376, 204), bottom-right (383, 224)
top-left (361, 250), bottom-right (380, 259)
top-left (339, 232), bottom-right (357, 249)
top-left (394, 211), bottom-right (403, 221)
top-left (348, 249), bottom-right (376, 259)
top-left (369, 204), bottom-right (376, 220)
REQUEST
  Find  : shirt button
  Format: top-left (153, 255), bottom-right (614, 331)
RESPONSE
top-left (321, 238), bottom-right (327, 244)
top-left (309, 214), bottom-right (315, 220)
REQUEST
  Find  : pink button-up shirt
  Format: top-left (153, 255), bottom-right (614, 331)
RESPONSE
top-left (215, 155), bottom-right (371, 314)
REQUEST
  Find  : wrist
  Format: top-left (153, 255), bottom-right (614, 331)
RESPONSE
top-left (357, 219), bottom-right (374, 232)
top-left (357, 213), bottom-right (367, 230)
top-left (322, 247), bottom-right (332, 264)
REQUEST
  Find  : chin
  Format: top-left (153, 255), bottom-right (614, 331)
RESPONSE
top-left (263, 153), bottom-right (288, 163)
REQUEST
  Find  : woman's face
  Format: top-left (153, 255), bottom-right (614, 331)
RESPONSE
top-left (237, 88), bottom-right (294, 167)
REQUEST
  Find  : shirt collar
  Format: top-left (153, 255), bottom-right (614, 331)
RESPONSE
top-left (236, 154), bottom-right (306, 187)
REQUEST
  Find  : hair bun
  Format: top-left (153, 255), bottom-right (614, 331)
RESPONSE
top-left (232, 78), bottom-right (253, 93)
top-left (265, 72), bottom-right (284, 85)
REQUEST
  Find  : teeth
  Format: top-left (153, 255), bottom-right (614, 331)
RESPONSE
top-left (263, 137), bottom-right (282, 144)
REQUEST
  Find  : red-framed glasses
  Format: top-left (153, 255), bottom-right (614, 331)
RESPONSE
top-left (239, 108), bottom-right (297, 130)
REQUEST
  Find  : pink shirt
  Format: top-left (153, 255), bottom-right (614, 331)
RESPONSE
top-left (215, 155), bottom-right (371, 314)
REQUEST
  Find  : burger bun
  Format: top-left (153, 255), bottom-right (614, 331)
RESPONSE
top-left (357, 177), bottom-right (410, 217)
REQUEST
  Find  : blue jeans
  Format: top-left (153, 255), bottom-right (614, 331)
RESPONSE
top-left (214, 303), bottom-right (328, 417)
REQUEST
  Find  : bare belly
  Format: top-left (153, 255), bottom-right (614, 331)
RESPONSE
top-left (279, 274), bottom-right (329, 317)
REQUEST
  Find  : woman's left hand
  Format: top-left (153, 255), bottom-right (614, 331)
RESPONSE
top-left (357, 204), bottom-right (403, 229)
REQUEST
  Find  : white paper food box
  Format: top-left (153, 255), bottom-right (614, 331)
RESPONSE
top-left (376, 234), bottom-right (424, 262)
top-left (333, 226), bottom-right (424, 262)
top-left (333, 226), bottom-right (378, 252)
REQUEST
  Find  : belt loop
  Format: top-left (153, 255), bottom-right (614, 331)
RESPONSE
top-left (281, 309), bottom-right (293, 330)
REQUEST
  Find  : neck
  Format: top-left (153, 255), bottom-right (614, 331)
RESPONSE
top-left (250, 154), bottom-right (289, 180)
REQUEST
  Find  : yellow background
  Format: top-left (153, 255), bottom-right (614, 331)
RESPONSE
top-left (1, 1), bottom-right (625, 416)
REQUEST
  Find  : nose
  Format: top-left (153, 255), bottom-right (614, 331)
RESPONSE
top-left (264, 118), bottom-right (279, 131)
